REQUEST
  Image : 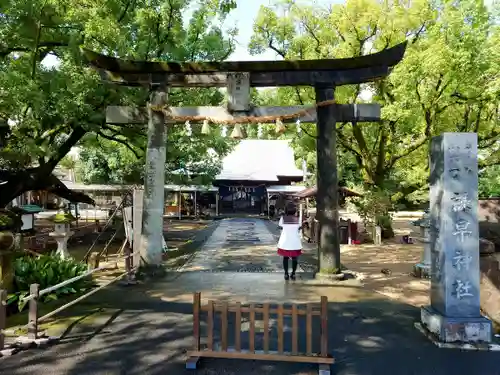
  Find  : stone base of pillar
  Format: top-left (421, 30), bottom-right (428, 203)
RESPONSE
top-left (419, 305), bottom-right (493, 343)
top-left (314, 272), bottom-right (346, 281)
top-left (412, 263), bottom-right (431, 278)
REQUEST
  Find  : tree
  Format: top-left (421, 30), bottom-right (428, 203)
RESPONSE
top-left (76, 127), bottom-right (234, 186)
top-left (249, 0), bottom-right (500, 204)
top-left (0, 0), bottom-right (237, 207)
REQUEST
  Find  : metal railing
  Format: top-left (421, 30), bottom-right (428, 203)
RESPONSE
top-left (0, 248), bottom-right (138, 349)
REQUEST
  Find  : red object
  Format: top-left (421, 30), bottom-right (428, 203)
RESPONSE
top-left (277, 248), bottom-right (302, 257)
top-left (352, 240), bottom-right (361, 245)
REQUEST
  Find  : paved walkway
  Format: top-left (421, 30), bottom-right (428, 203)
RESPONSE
top-left (2, 218), bottom-right (500, 375)
top-left (180, 218), bottom-right (304, 273)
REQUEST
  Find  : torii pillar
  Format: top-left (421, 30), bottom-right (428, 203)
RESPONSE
top-left (82, 43), bottom-right (407, 275)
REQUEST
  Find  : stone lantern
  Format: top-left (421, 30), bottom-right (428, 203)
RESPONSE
top-left (411, 209), bottom-right (431, 278)
top-left (49, 204), bottom-right (75, 260)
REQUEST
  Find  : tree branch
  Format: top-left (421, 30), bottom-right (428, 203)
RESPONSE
top-left (96, 129), bottom-right (142, 159)
top-left (43, 126), bottom-right (87, 174)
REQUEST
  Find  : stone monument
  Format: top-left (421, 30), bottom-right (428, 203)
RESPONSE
top-left (420, 132), bottom-right (492, 343)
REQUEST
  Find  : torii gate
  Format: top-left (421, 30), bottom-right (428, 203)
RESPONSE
top-left (82, 42), bottom-right (407, 277)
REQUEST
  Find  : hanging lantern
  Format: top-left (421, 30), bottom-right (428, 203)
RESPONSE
top-left (185, 120), bottom-right (192, 136)
top-left (230, 123), bottom-right (244, 139)
top-left (296, 119), bottom-right (302, 134)
top-left (275, 118), bottom-right (285, 134)
top-left (221, 125), bottom-right (227, 137)
top-left (201, 119), bottom-right (211, 135)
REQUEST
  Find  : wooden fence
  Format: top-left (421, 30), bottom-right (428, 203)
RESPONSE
top-left (187, 293), bottom-right (334, 373)
top-left (0, 249), bottom-right (137, 351)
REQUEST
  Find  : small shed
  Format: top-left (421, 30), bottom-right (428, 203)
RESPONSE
top-left (16, 204), bottom-right (43, 232)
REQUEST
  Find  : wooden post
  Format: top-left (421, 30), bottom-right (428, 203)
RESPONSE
top-left (249, 303), bottom-right (256, 353)
top-left (320, 296), bottom-right (328, 357)
top-left (178, 192), bottom-right (182, 220)
top-left (194, 190), bottom-right (197, 217)
top-left (277, 304), bottom-right (284, 354)
top-left (124, 245), bottom-right (133, 283)
top-left (221, 302), bottom-right (228, 351)
top-left (132, 189), bottom-right (144, 269)
top-left (263, 302), bottom-right (270, 353)
top-left (315, 87), bottom-right (341, 274)
top-left (306, 303), bottom-right (313, 355)
top-left (291, 303), bottom-right (298, 355)
top-left (193, 292), bottom-right (201, 351)
top-left (266, 192), bottom-right (270, 219)
top-left (0, 289), bottom-right (6, 350)
top-left (235, 301), bottom-right (241, 351)
top-left (141, 86), bottom-right (168, 265)
top-left (347, 219), bottom-right (352, 245)
top-left (28, 284), bottom-right (39, 340)
top-left (207, 300), bottom-right (214, 351)
top-left (88, 252), bottom-right (100, 270)
top-left (215, 192), bottom-right (219, 217)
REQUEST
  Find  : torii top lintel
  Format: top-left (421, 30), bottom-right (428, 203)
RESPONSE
top-left (82, 42), bottom-right (407, 88)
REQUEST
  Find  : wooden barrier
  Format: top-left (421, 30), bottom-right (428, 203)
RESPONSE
top-left (187, 293), bottom-right (333, 374)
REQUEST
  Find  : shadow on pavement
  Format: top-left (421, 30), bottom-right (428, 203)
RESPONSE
top-left (1, 281), bottom-right (500, 375)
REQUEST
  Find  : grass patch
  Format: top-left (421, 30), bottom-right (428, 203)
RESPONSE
top-left (5, 291), bottom-right (103, 336)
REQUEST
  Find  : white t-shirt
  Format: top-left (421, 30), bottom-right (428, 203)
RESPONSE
top-left (277, 216), bottom-right (302, 250)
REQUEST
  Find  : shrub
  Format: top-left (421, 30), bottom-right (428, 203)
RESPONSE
top-left (347, 189), bottom-right (395, 239)
top-left (7, 254), bottom-right (96, 311)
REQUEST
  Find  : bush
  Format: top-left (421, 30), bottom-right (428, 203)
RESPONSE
top-left (7, 254), bottom-right (96, 312)
top-left (347, 189), bottom-right (395, 239)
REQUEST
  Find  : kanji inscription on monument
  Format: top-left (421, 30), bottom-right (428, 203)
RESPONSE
top-left (421, 132), bottom-right (492, 343)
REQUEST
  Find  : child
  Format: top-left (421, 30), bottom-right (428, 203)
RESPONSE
top-left (277, 203), bottom-right (302, 280)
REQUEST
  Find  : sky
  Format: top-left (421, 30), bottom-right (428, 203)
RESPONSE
top-left (42, 0), bottom-right (341, 67)
top-left (226, 0), bottom-right (341, 61)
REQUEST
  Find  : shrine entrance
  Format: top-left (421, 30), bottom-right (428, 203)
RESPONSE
top-left (83, 41), bottom-right (407, 273)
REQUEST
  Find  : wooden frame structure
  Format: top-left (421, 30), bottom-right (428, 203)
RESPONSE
top-left (187, 293), bottom-right (333, 373)
top-left (83, 42), bottom-right (407, 273)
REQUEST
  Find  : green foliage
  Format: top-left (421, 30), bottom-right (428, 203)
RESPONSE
top-left (7, 254), bottom-right (95, 311)
top-left (250, 0), bottom-right (500, 203)
top-left (0, 0), bottom-right (238, 204)
top-left (347, 190), bottom-right (393, 227)
top-left (479, 166), bottom-right (500, 198)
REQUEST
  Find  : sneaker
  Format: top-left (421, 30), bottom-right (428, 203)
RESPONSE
top-left (284, 274), bottom-right (290, 281)
top-left (290, 273), bottom-right (296, 281)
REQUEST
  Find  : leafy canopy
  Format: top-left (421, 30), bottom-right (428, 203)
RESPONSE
top-left (249, 0), bottom-right (500, 203)
top-left (0, 0), bottom-right (238, 204)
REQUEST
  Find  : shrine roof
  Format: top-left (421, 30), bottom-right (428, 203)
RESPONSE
top-left (215, 140), bottom-right (303, 182)
top-left (81, 42), bottom-right (407, 74)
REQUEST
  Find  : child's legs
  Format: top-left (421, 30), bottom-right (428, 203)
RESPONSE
top-left (291, 257), bottom-right (298, 274)
top-left (282, 256), bottom-right (289, 273)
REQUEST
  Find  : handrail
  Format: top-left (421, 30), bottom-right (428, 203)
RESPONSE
top-left (37, 269), bottom-right (135, 323)
top-left (21, 251), bottom-right (138, 302)
top-left (0, 249), bottom-right (138, 347)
